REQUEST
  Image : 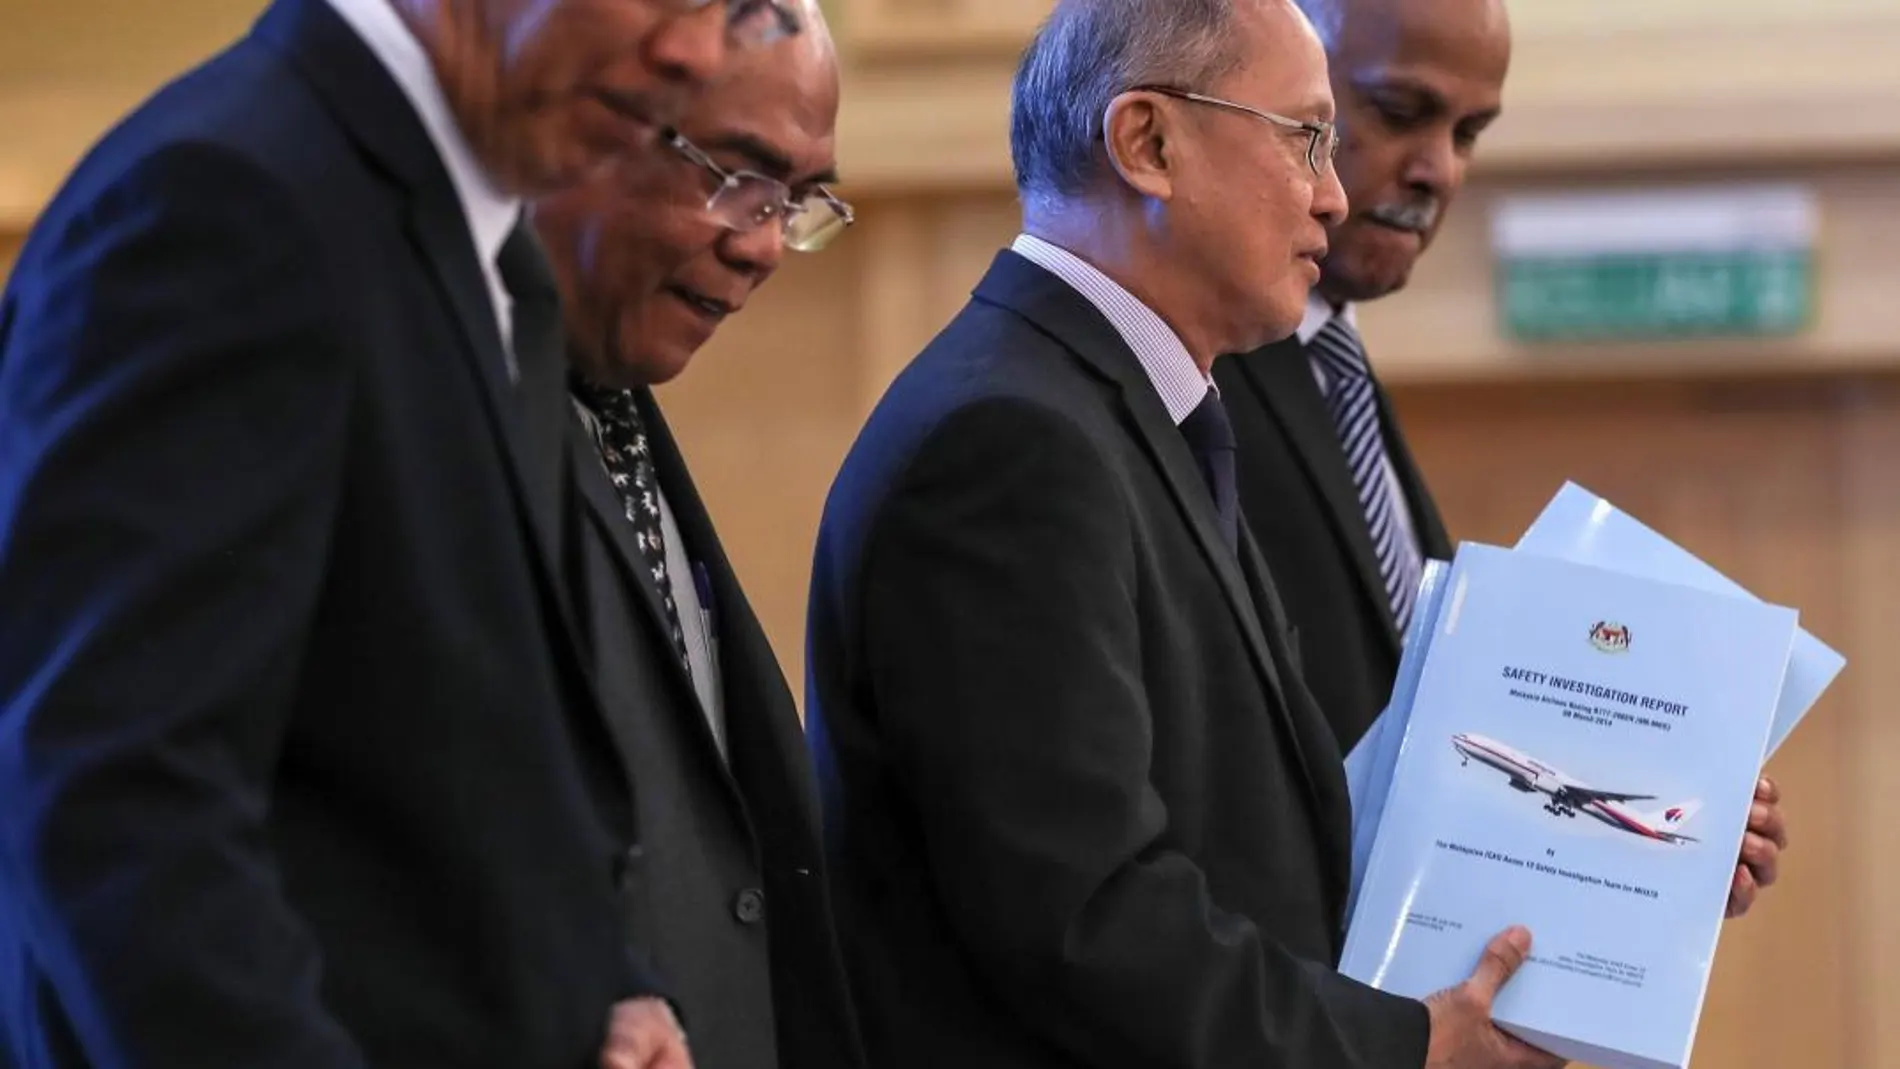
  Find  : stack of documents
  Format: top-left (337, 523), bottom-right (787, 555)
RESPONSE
top-left (1339, 482), bottom-right (1845, 1069)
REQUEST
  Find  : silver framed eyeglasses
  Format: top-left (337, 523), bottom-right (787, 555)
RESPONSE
top-left (665, 130), bottom-right (855, 252)
top-left (1129, 84), bottom-right (1339, 176)
top-left (662, 0), bottom-right (803, 48)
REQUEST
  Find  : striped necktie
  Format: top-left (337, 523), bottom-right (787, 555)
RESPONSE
top-left (1309, 315), bottom-right (1421, 632)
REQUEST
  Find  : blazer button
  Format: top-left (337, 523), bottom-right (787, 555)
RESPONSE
top-left (612, 845), bottom-right (645, 888)
top-left (732, 888), bottom-right (766, 925)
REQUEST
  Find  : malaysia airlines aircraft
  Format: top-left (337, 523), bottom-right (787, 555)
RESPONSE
top-left (1450, 733), bottom-right (1703, 844)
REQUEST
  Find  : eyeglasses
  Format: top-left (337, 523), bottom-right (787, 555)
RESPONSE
top-left (665, 130), bottom-right (855, 252)
top-left (661, 0), bottom-right (803, 48)
top-left (1128, 84), bottom-right (1339, 176)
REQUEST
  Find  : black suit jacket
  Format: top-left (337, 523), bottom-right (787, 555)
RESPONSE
top-left (566, 393), bottom-right (865, 1069)
top-left (804, 251), bottom-right (1429, 1069)
top-left (1213, 336), bottom-right (1453, 754)
top-left (0, 2), bottom-right (659, 1065)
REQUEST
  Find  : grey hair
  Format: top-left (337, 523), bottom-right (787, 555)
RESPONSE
top-left (1009, 0), bottom-right (1246, 212)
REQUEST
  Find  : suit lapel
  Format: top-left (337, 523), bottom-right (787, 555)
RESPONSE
top-left (1235, 525), bottom-right (1352, 924)
top-left (253, 0), bottom-right (595, 702)
top-left (971, 252), bottom-right (1326, 811)
top-left (1222, 339), bottom-right (1403, 651)
top-left (570, 396), bottom-right (754, 822)
top-left (404, 199), bottom-right (571, 568)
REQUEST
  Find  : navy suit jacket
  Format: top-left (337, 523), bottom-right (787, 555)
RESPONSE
top-left (0, 2), bottom-right (660, 1066)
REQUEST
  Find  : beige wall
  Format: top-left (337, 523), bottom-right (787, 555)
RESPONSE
top-left (5, 2), bottom-right (1900, 1066)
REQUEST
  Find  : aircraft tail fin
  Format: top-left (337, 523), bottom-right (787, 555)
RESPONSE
top-left (1641, 799), bottom-right (1703, 840)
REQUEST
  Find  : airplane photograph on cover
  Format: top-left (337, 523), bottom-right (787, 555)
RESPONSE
top-left (1450, 732), bottom-right (1703, 846)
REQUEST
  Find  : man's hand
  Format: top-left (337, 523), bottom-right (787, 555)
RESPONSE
top-left (1727, 776), bottom-right (1789, 919)
top-left (1422, 926), bottom-right (1567, 1069)
top-left (600, 998), bottom-right (692, 1069)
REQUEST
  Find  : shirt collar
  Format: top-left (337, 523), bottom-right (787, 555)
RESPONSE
top-left (1297, 291), bottom-right (1356, 346)
top-left (1010, 234), bottom-right (1211, 426)
top-left (323, 0), bottom-right (520, 270)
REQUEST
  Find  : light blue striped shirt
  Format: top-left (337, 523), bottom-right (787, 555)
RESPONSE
top-left (1011, 233), bottom-right (1213, 427)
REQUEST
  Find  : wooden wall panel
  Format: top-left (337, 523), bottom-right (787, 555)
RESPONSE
top-left (1838, 398), bottom-right (1900, 1069)
top-left (829, 0), bottom-right (1900, 192)
top-left (1357, 165), bottom-right (1900, 382)
top-left (840, 0), bottom-right (1046, 56)
top-left (0, 0), bottom-right (263, 226)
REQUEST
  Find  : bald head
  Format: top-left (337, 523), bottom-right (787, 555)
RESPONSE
top-left (1299, 0), bottom-right (1511, 305)
top-left (1295, 0), bottom-right (1509, 55)
top-left (724, 0), bottom-right (838, 87)
top-left (684, 0), bottom-right (840, 188)
top-left (532, 0), bottom-right (845, 389)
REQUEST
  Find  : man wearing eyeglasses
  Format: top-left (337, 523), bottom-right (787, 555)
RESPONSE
top-left (1208, 0), bottom-right (1788, 923)
top-left (527, 5), bottom-right (860, 1069)
top-left (0, 0), bottom-right (807, 1068)
top-left (804, 1), bottom-right (1561, 1068)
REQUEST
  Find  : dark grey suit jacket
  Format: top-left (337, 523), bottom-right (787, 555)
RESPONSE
top-left (805, 251), bottom-right (1430, 1069)
top-left (565, 392), bottom-right (865, 1069)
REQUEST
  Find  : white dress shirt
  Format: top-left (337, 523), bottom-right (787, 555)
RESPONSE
top-left (1012, 234), bottom-right (1214, 425)
top-left (324, 0), bottom-right (522, 372)
top-left (1297, 294), bottom-right (1424, 561)
top-left (659, 491), bottom-right (725, 759)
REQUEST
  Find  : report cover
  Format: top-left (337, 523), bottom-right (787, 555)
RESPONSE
top-left (1515, 480), bottom-right (1844, 757)
top-left (1339, 542), bottom-right (1798, 1069)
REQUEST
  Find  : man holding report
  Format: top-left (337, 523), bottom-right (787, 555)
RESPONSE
top-left (806, 1), bottom-right (1559, 1067)
top-left (1209, 0), bottom-right (1788, 919)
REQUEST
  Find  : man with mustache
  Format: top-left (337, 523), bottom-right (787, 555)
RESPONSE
top-left (528, 4), bottom-right (863, 1068)
top-left (0, 2), bottom-right (805, 1068)
top-left (1210, 0), bottom-right (1788, 920)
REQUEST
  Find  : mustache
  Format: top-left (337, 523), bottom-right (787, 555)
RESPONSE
top-left (1365, 200), bottom-right (1441, 233)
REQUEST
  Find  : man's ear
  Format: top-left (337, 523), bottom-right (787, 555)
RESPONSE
top-left (1102, 92), bottom-right (1178, 201)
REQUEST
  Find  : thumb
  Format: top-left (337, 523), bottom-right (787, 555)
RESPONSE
top-left (1467, 925), bottom-right (1532, 1001)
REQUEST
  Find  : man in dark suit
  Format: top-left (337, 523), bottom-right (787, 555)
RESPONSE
top-left (1211, 0), bottom-right (1788, 920)
top-left (805, 2), bottom-right (1560, 1067)
top-left (528, 5), bottom-right (863, 1068)
top-left (0, 1), bottom-right (809, 1067)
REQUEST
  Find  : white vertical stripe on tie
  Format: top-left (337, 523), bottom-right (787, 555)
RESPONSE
top-left (1311, 316), bottom-right (1423, 631)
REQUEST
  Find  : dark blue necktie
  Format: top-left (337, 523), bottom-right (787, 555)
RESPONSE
top-left (1179, 389), bottom-right (1239, 551)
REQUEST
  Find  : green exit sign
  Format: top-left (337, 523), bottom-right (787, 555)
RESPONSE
top-left (1491, 186), bottom-right (1818, 342)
